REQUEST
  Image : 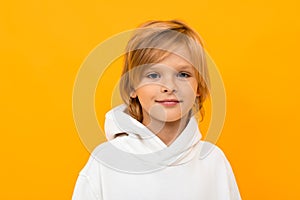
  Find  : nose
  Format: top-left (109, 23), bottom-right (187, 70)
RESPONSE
top-left (161, 87), bottom-right (176, 93)
top-left (160, 77), bottom-right (177, 93)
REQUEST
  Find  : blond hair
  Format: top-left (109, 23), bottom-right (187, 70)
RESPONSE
top-left (119, 20), bottom-right (210, 122)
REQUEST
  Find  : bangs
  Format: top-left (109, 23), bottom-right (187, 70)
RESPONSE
top-left (128, 28), bottom-right (200, 65)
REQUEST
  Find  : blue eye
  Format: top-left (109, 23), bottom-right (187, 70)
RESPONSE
top-left (146, 73), bottom-right (160, 79)
top-left (177, 72), bottom-right (190, 78)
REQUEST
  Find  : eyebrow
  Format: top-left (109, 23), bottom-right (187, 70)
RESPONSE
top-left (143, 65), bottom-right (195, 75)
top-left (148, 64), bottom-right (194, 70)
top-left (177, 65), bottom-right (194, 70)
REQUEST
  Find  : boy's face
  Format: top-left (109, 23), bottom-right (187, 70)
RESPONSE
top-left (131, 53), bottom-right (199, 125)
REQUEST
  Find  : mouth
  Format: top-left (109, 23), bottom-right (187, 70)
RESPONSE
top-left (155, 99), bottom-right (183, 106)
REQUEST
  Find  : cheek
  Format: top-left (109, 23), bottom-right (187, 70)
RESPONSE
top-left (190, 81), bottom-right (199, 96)
top-left (180, 81), bottom-right (198, 95)
top-left (135, 85), bottom-right (158, 103)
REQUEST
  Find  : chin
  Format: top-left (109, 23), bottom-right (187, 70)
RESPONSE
top-left (163, 115), bottom-right (185, 122)
top-left (165, 111), bottom-right (191, 122)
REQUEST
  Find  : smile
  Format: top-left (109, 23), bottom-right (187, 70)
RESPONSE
top-left (155, 99), bottom-right (183, 106)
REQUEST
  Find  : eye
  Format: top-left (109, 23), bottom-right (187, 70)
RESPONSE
top-left (146, 72), bottom-right (160, 79)
top-left (177, 72), bottom-right (191, 78)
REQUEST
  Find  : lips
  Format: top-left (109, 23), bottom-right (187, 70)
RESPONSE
top-left (155, 99), bottom-right (182, 106)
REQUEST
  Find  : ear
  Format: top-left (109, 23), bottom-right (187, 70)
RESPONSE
top-left (196, 89), bottom-right (201, 97)
top-left (130, 90), bottom-right (137, 98)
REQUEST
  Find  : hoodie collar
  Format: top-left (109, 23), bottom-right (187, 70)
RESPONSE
top-left (93, 104), bottom-right (203, 172)
top-left (104, 104), bottom-right (202, 151)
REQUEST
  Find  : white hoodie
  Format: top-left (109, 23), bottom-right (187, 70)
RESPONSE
top-left (72, 104), bottom-right (241, 200)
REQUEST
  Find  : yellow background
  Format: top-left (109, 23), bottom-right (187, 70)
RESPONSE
top-left (1, 0), bottom-right (299, 199)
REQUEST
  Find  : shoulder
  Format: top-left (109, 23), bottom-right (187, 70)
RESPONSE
top-left (198, 140), bottom-right (229, 162)
top-left (78, 140), bottom-right (116, 174)
top-left (197, 141), bottom-right (237, 179)
top-left (197, 141), bottom-right (242, 199)
top-left (80, 137), bottom-right (134, 173)
top-left (73, 147), bottom-right (107, 199)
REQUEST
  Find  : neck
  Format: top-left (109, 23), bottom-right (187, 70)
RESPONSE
top-left (143, 115), bottom-right (190, 146)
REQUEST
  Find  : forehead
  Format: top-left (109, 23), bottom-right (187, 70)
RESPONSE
top-left (143, 45), bottom-right (193, 62)
top-left (139, 38), bottom-right (194, 63)
top-left (147, 53), bottom-right (194, 71)
top-left (160, 52), bottom-right (192, 66)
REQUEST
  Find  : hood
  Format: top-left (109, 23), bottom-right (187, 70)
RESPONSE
top-left (104, 104), bottom-right (201, 141)
top-left (103, 104), bottom-right (202, 161)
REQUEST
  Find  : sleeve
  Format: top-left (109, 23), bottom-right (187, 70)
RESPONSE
top-left (72, 156), bottom-right (103, 200)
top-left (223, 154), bottom-right (242, 200)
top-left (214, 146), bottom-right (242, 200)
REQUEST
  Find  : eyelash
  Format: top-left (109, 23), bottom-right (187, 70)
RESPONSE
top-left (177, 72), bottom-right (191, 78)
top-left (145, 72), bottom-right (191, 79)
top-left (146, 72), bottom-right (160, 79)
